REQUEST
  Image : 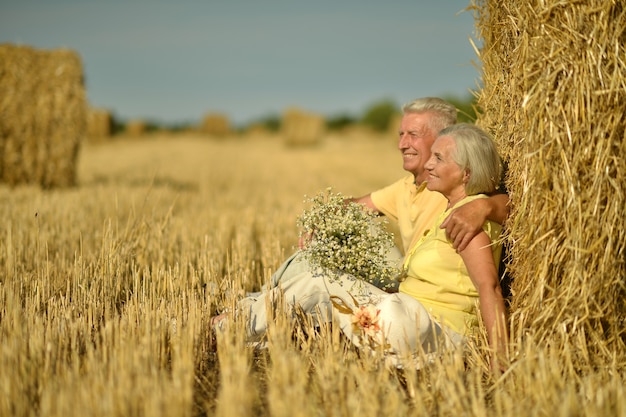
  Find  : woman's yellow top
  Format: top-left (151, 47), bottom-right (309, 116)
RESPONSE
top-left (398, 194), bottom-right (502, 335)
top-left (370, 175), bottom-right (447, 254)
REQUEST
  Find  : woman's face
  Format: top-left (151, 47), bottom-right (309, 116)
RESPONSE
top-left (424, 135), bottom-right (467, 201)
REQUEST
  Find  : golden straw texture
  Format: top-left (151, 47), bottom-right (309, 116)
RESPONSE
top-left (472, 0), bottom-right (626, 367)
top-left (0, 44), bottom-right (86, 188)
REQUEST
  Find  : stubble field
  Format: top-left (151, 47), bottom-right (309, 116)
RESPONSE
top-left (1, 131), bottom-right (623, 417)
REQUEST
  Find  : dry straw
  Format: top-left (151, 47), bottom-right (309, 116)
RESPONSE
top-left (471, 0), bottom-right (626, 367)
top-left (3, 125), bottom-right (624, 416)
top-left (0, 44), bottom-right (86, 188)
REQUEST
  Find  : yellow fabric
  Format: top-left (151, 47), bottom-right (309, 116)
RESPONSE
top-left (370, 175), bottom-right (447, 254)
top-left (399, 195), bottom-right (502, 335)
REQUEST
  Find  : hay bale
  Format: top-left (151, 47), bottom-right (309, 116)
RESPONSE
top-left (125, 120), bottom-right (146, 137)
top-left (244, 122), bottom-right (270, 137)
top-left (0, 44), bottom-right (86, 188)
top-left (281, 107), bottom-right (325, 146)
top-left (201, 112), bottom-right (232, 137)
top-left (87, 107), bottom-right (113, 140)
top-left (472, 0), bottom-right (626, 364)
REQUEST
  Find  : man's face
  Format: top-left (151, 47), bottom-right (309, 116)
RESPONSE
top-left (397, 112), bottom-right (438, 182)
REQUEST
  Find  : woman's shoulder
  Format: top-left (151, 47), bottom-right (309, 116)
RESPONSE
top-left (460, 194), bottom-right (489, 204)
top-left (455, 195), bottom-right (502, 239)
top-left (445, 194), bottom-right (489, 212)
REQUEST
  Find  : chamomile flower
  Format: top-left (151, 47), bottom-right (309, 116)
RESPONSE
top-left (297, 188), bottom-right (399, 289)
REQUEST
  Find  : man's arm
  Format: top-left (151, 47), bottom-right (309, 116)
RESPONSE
top-left (440, 193), bottom-right (509, 252)
top-left (346, 194), bottom-right (380, 214)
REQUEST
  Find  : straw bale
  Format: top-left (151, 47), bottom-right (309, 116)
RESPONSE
top-left (201, 112), bottom-right (232, 138)
top-left (87, 107), bottom-right (113, 140)
top-left (0, 44), bottom-right (86, 188)
top-left (244, 122), bottom-right (270, 137)
top-left (281, 107), bottom-right (326, 146)
top-left (472, 0), bottom-right (626, 364)
top-left (125, 120), bottom-right (146, 137)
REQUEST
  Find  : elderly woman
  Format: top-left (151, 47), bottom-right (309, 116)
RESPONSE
top-left (214, 123), bottom-right (508, 369)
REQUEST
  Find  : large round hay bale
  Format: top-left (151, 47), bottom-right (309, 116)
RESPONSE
top-left (473, 0), bottom-right (626, 365)
top-left (201, 112), bottom-right (232, 138)
top-left (0, 44), bottom-right (86, 188)
top-left (125, 120), bottom-right (147, 137)
top-left (87, 107), bottom-right (114, 140)
top-left (244, 122), bottom-right (271, 138)
top-left (281, 107), bottom-right (325, 147)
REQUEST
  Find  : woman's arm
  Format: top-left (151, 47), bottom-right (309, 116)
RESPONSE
top-left (459, 231), bottom-right (509, 372)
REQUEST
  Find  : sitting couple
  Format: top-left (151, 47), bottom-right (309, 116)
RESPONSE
top-left (212, 98), bottom-right (509, 370)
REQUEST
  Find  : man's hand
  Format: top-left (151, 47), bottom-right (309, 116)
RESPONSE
top-left (441, 194), bottom-right (509, 251)
top-left (440, 198), bottom-right (490, 252)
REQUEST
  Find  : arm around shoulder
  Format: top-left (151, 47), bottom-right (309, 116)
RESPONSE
top-left (485, 193), bottom-right (510, 226)
top-left (441, 193), bottom-right (510, 252)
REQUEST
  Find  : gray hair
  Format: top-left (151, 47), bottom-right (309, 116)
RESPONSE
top-left (402, 97), bottom-right (457, 135)
top-left (438, 123), bottom-right (502, 195)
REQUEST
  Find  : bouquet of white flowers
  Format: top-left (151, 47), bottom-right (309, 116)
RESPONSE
top-left (297, 188), bottom-right (399, 290)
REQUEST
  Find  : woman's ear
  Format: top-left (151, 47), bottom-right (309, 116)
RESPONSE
top-left (463, 169), bottom-right (471, 184)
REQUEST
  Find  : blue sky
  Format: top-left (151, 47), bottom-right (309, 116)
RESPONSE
top-left (0, 1), bottom-right (482, 126)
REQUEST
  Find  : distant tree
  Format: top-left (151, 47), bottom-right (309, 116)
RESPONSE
top-left (144, 120), bottom-right (162, 133)
top-left (167, 121), bottom-right (195, 132)
top-left (361, 99), bottom-right (399, 132)
top-left (443, 94), bottom-right (480, 123)
top-left (250, 114), bottom-right (281, 132)
top-left (326, 113), bottom-right (356, 131)
top-left (110, 114), bottom-right (125, 135)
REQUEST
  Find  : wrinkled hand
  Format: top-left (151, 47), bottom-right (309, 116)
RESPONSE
top-left (440, 199), bottom-right (488, 252)
top-left (490, 354), bottom-right (509, 376)
top-left (298, 230), bottom-right (314, 249)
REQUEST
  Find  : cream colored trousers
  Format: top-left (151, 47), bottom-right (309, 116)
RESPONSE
top-left (233, 252), bottom-right (463, 360)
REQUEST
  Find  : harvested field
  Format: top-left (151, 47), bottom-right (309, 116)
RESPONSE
top-left (1, 132), bottom-right (623, 417)
top-left (1, 1), bottom-right (624, 414)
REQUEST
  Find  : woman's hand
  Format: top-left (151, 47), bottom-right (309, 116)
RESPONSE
top-left (458, 231), bottom-right (509, 375)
